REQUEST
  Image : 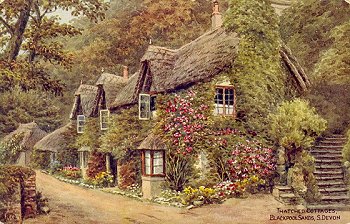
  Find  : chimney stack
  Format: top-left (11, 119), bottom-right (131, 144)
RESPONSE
top-left (211, 0), bottom-right (223, 30)
top-left (123, 66), bottom-right (129, 80)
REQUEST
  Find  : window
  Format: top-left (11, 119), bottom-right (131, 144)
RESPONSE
top-left (139, 94), bottom-right (157, 120)
top-left (100, 109), bottom-right (109, 130)
top-left (80, 151), bottom-right (89, 168)
top-left (214, 86), bottom-right (235, 116)
top-left (142, 150), bottom-right (165, 176)
top-left (77, 115), bottom-right (86, 133)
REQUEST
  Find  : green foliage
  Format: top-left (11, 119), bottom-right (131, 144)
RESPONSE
top-left (281, 1), bottom-right (350, 133)
top-left (0, 133), bottom-right (24, 165)
top-left (342, 130), bottom-right (350, 163)
top-left (75, 118), bottom-right (101, 150)
top-left (179, 186), bottom-right (220, 206)
top-left (99, 106), bottom-right (152, 160)
top-left (30, 150), bottom-right (51, 169)
top-left (0, 87), bottom-right (62, 137)
top-left (269, 98), bottom-right (327, 151)
top-left (287, 151), bottom-right (321, 203)
top-left (224, 0), bottom-right (287, 132)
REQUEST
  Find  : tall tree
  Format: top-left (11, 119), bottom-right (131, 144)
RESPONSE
top-left (0, 0), bottom-right (109, 94)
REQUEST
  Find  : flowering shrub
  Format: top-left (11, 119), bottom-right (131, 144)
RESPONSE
top-left (93, 171), bottom-right (114, 187)
top-left (60, 166), bottom-right (81, 180)
top-left (161, 91), bottom-right (211, 156)
top-left (179, 186), bottom-right (221, 206)
top-left (228, 142), bottom-right (275, 183)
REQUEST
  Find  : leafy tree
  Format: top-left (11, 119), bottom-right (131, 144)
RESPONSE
top-left (269, 98), bottom-right (327, 166)
top-left (0, 87), bottom-right (62, 136)
top-left (224, 0), bottom-right (287, 132)
top-left (0, 0), bottom-right (108, 94)
top-left (281, 0), bottom-right (350, 133)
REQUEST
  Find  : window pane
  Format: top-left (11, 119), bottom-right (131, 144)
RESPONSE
top-left (225, 89), bottom-right (234, 106)
top-left (153, 151), bottom-right (164, 175)
top-left (145, 151), bottom-right (151, 175)
top-left (139, 94), bottom-right (151, 119)
top-left (150, 96), bottom-right (156, 111)
top-left (77, 115), bottom-right (85, 133)
top-left (214, 88), bottom-right (224, 104)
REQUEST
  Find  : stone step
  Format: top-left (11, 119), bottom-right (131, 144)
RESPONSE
top-left (315, 164), bottom-right (342, 170)
top-left (313, 145), bottom-right (343, 150)
top-left (315, 159), bottom-right (342, 164)
top-left (319, 187), bottom-right (348, 195)
top-left (319, 140), bottom-right (346, 145)
top-left (311, 150), bottom-right (342, 155)
top-left (317, 181), bottom-right (346, 188)
top-left (314, 170), bottom-right (343, 177)
top-left (316, 175), bottom-right (344, 181)
top-left (321, 195), bottom-right (349, 202)
top-left (313, 154), bottom-right (343, 160)
top-left (279, 193), bottom-right (302, 205)
top-left (324, 137), bottom-right (347, 141)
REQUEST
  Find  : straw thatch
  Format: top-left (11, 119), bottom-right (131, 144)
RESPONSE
top-left (2, 122), bottom-right (47, 150)
top-left (111, 27), bottom-right (239, 109)
top-left (110, 26), bottom-right (309, 110)
top-left (34, 122), bottom-right (73, 152)
top-left (95, 73), bottom-right (128, 107)
top-left (70, 84), bottom-right (99, 119)
top-left (137, 133), bottom-right (167, 150)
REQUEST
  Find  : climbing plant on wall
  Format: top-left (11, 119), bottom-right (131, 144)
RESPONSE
top-left (224, 0), bottom-right (287, 133)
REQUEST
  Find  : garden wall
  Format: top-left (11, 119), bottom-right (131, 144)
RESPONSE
top-left (0, 166), bottom-right (37, 223)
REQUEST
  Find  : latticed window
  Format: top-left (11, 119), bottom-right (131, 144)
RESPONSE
top-left (100, 109), bottom-right (109, 130)
top-left (80, 151), bottom-right (89, 168)
top-left (142, 150), bottom-right (165, 176)
top-left (77, 115), bottom-right (86, 133)
top-left (139, 94), bottom-right (157, 120)
top-left (214, 86), bottom-right (235, 116)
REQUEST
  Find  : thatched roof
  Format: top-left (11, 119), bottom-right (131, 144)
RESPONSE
top-left (110, 27), bottom-right (309, 109)
top-left (70, 84), bottom-right (99, 119)
top-left (2, 122), bottom-right (47, 150)
top-left (34, 122), bottom-right (73, 152)
top-left (95, 73), bottom-right (128, 107)
top-left (111, 27), bottom-right (240, 109)
top-left (137, 133), bottom-right (167, 150)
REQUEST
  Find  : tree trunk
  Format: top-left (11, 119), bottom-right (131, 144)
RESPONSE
top-left (5, 0), bottom-right (33, 63)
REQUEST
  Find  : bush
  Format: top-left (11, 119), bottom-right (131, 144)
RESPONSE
top-left (59, 166), bottom-right (82, 180)
top-left (179, 186), bottom-right (221, 206)
top-left (119, 160), bottom-right (139, 190)
top-left (93, 171), bottom-right (113, 187)
top-left (269, 98), bottom-right (327, 167)
top-left (287, 151), bottom-right (321, 203)
top-left (343, 129), bottom-right (350, 163)
top-left (0, 133), bottom-right (24, 165)
top-left (30, 150), bottom-right (51, 169)
top-left (86, 151), bottom-right (106, 178)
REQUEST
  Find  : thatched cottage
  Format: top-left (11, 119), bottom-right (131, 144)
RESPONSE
top-left (2, 122), bottom-right (47, 166)
top-left (34, 122), bottom-right (74, 164)
top-left (95, 1), bottom-right (309, 197)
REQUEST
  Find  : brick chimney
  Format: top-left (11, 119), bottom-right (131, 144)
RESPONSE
top-left (211, 0), bottom-right (223, 30)
top-left (123, 66), bottom-right (129, 80)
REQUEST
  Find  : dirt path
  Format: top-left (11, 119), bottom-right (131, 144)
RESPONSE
top-left (24, 172), bottom-right (350, 224)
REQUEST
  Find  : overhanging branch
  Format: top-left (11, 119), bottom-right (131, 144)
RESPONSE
top-left (0, 16), bottom-right (14, 35)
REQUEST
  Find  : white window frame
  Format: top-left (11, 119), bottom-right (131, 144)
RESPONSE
top-left (77, 115), bottom-right (86, 133)
top-left (142, 150), bottom-right (165, 176)
top-left (139, 94), bottom-right (151, 120)
top-left (214, 86), bottom-right (235, 116)
top-left (100, 109), bottom-right (110, 130)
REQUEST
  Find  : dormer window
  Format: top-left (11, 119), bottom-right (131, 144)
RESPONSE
top-left (139, 94), bottom-right (156, 120)
top-left (214, 86), bottom-right (235, 116)
top-left (100, 109), bottom-right (109, 130)
top-left (77, 115), bottom-right (86, 133)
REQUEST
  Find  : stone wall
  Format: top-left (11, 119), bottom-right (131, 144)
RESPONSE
top-left (0, 172), bottom-right (37, 223)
